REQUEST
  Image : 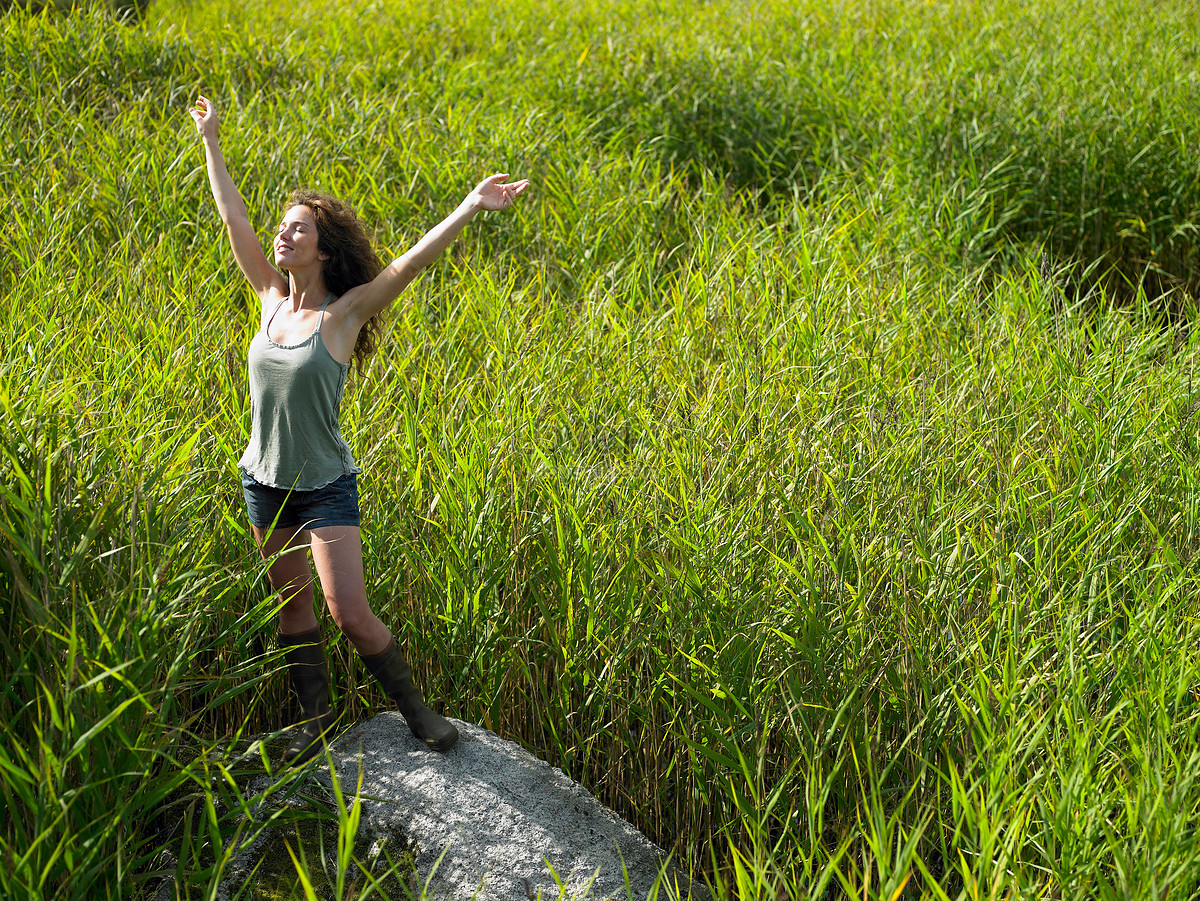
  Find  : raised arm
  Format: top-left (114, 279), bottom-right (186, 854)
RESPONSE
top-left (189, 96), bottom-right (284, 300)
top-left (340, 174), bottom-right (530, 327)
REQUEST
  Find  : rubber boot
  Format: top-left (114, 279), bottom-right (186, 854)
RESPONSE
top-left (359, 636), bottom-right (459, 752)
top-left (279, 629), bottom-right (336, 766)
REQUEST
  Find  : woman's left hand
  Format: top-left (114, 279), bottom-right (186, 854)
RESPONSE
top-left (471, 173), bottom-right (530, 211)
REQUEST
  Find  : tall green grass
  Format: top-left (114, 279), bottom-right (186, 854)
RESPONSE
top-left (3, 0), bottom-right (1200, 897)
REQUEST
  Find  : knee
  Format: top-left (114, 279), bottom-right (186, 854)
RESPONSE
top-left (329, 601), bottom-right (373, 644)
top-left (278, 582), bottom-right (314, 610)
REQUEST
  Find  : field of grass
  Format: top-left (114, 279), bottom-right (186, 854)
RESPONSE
top-left (2, 0), bottom-right (1200, 897)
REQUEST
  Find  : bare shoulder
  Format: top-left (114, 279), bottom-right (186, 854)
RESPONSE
top-left (257, 282), bottom-right (290, 326)
top-left (320, 293), bottom-right (364, 364)
top-left (261, 270), bottom-right (289, 300)
top-left (335, 280), bottom-right (371, 319)
top-left (336, 256), bottom-right (419, 328)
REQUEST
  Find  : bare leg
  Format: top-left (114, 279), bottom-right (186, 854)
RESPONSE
top-left (309, 525), bottom-right (458, 751)
top-left (254, 524), bottom-right (336, 764)
top-left (253, 524), bottom-right (319, 635)
top-left (308, 525), bottom-right (392, 654)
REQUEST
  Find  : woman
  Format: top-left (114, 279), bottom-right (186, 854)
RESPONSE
top-left (189, 95), bottom-right (528, 765)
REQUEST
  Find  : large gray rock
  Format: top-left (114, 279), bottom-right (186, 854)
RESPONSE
top-left (242, 713), bottom-right (710, 900)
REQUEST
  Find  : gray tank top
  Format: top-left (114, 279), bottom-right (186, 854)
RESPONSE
top-left (238, 294), bottom-right (361, 490)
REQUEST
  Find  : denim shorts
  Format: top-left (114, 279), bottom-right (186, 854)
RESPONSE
top-left (240, 470), bottom-right (360, 531)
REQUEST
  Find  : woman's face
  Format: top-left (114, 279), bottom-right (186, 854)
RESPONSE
top-left (273, 205), bottom-right (326, 269)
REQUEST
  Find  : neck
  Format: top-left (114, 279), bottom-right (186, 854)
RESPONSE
top-left (285, 267), bottom-right (330, 307)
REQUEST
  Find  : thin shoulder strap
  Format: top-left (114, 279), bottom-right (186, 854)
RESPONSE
top-left (264, 296), bottom-right (288, 333)
top-left (314, 293), bottom-right (334, 335)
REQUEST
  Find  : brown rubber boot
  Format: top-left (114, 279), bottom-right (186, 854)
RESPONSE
top-left (279, 629), bottom-right (336, 766)
top-left (359, 636), bottom-right (458, 752)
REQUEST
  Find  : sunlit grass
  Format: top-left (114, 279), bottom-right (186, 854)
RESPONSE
top-left (2, 0), bottom-right (1200, 898)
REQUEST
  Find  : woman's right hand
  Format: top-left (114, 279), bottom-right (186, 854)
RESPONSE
top-left (189, 94), bottom-right (219, 142)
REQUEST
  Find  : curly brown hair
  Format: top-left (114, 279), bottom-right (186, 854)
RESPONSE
top-left (285, 188), bottom-right (385, 370)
